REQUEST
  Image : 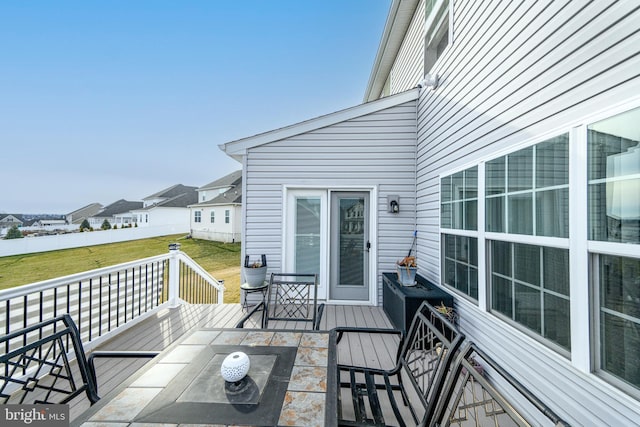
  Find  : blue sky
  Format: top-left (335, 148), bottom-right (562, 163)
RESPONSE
top-left (0, 1), bottom-right (390, 214)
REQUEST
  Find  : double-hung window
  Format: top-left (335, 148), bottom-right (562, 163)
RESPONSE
top-left (225, 210), bottom-right (230, 224)
top-left (441, 166), bottom-right (478, 301)
top-left (486, 134), bottom-right (571, 353)
top-left (588, 106), bottom-right (640, 394)
top-left (210, 211), bottom-right (215, 223)
top-left (194, 211), bottom-right (201, 223)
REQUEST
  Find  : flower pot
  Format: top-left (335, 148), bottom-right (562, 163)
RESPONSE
top-left (396, 265), bottom-right (417, 286)
top-left (243, 265), bottom-right (267, 287)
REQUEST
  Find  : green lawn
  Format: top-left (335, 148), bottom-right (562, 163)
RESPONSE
top-left (0, 235), bottom-right (242, 303)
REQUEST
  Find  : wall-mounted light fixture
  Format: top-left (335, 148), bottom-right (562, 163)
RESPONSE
top-left (418, 73), bottom-right (439, 90)
top-left (388, 195), bottom-right (400, 213)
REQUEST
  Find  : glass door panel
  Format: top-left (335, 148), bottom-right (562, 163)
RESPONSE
top-left (294, 197), bottom-right (321, 274)
top-left (330, 192), bottom-right (369, 301)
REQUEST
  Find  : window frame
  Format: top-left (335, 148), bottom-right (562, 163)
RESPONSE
top-left (487, 239), bottom-right (571, 356)
top-left (440, 165), bottom-right (479, 303)
top-left (585, 103), bottom-right (640, 397)
top-left (485, 134), bottom-right (570, 237)
top-left (424, 0), bottom-right (452, 73)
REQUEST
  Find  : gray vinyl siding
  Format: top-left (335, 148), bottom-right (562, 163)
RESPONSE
top-left (416, 0), bottom-right (640, 424)
top-left (389, 0), bottom-right (425, 95)
top-left (243, 101), bottom-right (418, 304)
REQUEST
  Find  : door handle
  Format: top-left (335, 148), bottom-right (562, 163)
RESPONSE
top-left (366, 241), bottom-right (371, 252)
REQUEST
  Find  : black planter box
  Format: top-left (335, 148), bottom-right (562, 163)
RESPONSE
top-left (382, 272), bottom-right (453, 333)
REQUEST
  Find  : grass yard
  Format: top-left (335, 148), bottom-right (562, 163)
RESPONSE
top-left (0, 235), bottom-right (242, 303)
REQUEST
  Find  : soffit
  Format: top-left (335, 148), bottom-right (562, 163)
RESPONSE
top-left (364, 0), bottom-right (421, 102)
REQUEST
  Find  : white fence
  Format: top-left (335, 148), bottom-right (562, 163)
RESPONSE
top-left (0, 248), bottom-right (224, 353)
top-left (0, 224), bottom-right (190, 257)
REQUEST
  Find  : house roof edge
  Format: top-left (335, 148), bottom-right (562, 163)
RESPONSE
top-left (364, 0), bottom-right (421, 102)
top-left (219, 88), bottom-right (419, 157)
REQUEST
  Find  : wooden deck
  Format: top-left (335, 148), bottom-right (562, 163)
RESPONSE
top-left (70, 302), bottom-right (398, 422)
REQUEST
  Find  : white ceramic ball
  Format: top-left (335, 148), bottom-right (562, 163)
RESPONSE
top-left (220, 351), bottom-right (250, 382)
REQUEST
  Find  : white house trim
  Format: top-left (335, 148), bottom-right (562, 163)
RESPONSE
top-left (364, 0), bottom-right (421, 102)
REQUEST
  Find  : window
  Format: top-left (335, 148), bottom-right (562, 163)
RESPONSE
top-left (194, 211), bottom-right (201, 223)
top-left (596, 255), bottom-right (640, 392)
top-left (441, 166), bottom-right (478, 301)
top-left (441, 166), bottom-right (477, 230)
top-left (210, 211), bottom-right (215, 223)
top-left (489, 241), bottom-right (570, 351)
top-left (588, 106), bottom-right (640, 395)
top-left (486, 134), bottom-right (569, 237)
top-left (225, 210), bottom-right (230, 224)
top-left (443, 235), bottom-right (478, 300)
top-left (484, 134), bottom-right (571, 353)
top-left (424, 0), bottom-right (450, 72)
top-left (588, 106), bottom-right (640, 243)
top-left (436, 102), bottom-right (640, 396)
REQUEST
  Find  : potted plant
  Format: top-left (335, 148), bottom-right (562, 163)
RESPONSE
top-left (396, 256), bottom-right (417, 286)
top-left (434, 302), bottom-right (458, 325)
top-left (243, 254), bottom-right (267, 287)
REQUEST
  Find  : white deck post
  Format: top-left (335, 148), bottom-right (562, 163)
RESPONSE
top-left (168, 243), bottom-right (181, 308)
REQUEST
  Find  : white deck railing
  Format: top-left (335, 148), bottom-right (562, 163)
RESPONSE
top-left (0, 245), bottom-right (224, 352)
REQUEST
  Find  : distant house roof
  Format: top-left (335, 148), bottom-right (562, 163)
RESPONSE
top-left (219, 89), bottom-right (420, 161)
top-left (0, 214), bottom-right (24, 224)
top-left (137, 189), bottom-right (199, 211)
top-left (96, 200), bottom-right (144, 217)
top-left (67, 203), bottom-right (103, 224)
top-left (143, 184), bottom-right (198, 201)
top-left (192, 185), bottom-right (242, 207)
top-left (198, 170), bottom-right (242, 191)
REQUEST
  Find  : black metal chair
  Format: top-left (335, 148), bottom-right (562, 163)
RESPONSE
top-left (0, 314), bottom-right (158, 405)
top-left (429, 343), bottom-right (571, 427)
top-left (236, 272), bottom-right (325, 330)
top-left (333, 300), bottom-right (464, 426)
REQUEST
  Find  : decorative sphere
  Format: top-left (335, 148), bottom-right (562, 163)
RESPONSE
top-left (220, 352), bottom-right (250, 382)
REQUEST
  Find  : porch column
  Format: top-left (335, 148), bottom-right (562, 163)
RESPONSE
top-left (168, 243), bottom-right (181, 308)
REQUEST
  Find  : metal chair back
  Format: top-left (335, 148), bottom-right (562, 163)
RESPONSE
top-left (0, 314), bottom-right (99, 405)
top-left (264, 273), bottom-right (324, 330)
top-left (428, 343), bottom-right (571, 426)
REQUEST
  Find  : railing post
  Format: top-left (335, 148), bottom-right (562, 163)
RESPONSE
top-left (168, 243), bottom-right (181, 308)
top-left (218, 280), bottom-right (225, 304)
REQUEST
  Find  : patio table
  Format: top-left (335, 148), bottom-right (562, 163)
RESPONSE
top-left (71, 328), bottom-right (337, 427)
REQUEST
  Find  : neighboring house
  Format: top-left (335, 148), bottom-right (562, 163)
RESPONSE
top-left (189, 170), bottom-right (242, 243)
top-left (0, 214), bottom-right (24, 237)
top-left (66, 203), bottom-right (103, 225)
top-left (220, 0), bottom-right (640, 424)
top-left (132, 184), bottom-right (198, 227)
top-left (0, 214), bottom-right (24, 229)
top-left (89, 199), bottom-right (143, 228)
top-left (31, 219), bottom-right (67, 227)
top-left (195, 170), bottom-right (242, 204)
